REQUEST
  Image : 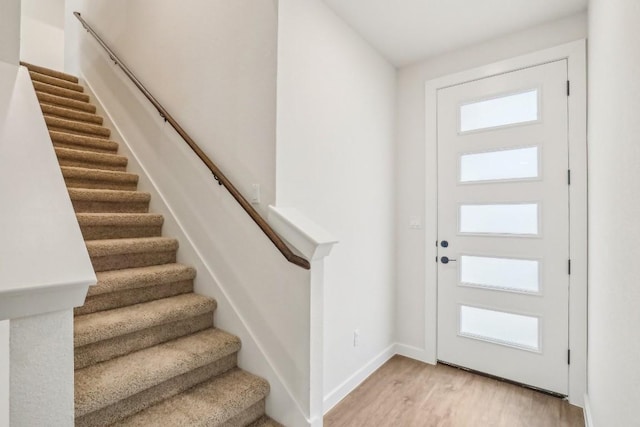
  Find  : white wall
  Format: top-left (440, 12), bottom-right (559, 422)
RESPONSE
top-left (0, 320), bottom-right (8, 427)
top-left (10, 311), bottom-right (75, 426)
top-left (20, 0), bottom-right (65, 70)
top-left (587, 1), bottom-right (640, 425)
top-left (66, 0), bottom-right (277, 215)
top-left (276, 0), bottom-right (397, 411)
top-left (394, 12), bottom-right (587, 357)
top-left (0, 0), bottom-right (20, 64)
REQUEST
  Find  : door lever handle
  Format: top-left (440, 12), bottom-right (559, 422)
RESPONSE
top-left (440, 256), bottom-right (457, 264)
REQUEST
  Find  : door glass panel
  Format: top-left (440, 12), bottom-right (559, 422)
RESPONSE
top-left (460, 147), bottom-right (538, 183)
top-left (460, 89), bottom-right (538, 133)
top-left (459, 204), bottom-right (538, 235)
top-left (460, 255), bottom-right (540, 293)
top-left (459, 305), bottom-right (540, 351)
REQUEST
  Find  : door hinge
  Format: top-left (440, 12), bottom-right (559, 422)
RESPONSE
top-left (568, 259), bottom-right (572, 275)
top-left (568, 349), bottom-right (571, 365)
top-left (568, 169), bottom-right (571, 185)
top-left (567, 80), bottom-right (571, 96)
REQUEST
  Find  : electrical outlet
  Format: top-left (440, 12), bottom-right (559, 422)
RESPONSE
top-left (409, 216), bottom-right (422, 229)
top-left (353, 329), bottom-right (360, 347)
top-left (250, 184), bottom-right (261, 204)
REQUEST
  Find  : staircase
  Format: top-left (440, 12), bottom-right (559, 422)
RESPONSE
top-left (22, 62), bottom-right (282, 427)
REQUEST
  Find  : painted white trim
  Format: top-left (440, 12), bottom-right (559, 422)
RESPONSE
top-left (323, 344), bottom-right (396, 414)
top-left (583, 393), bottom-right (594, 427)
top-left (81, 77), bottom-right (314, 427)
top-left (424, 39), bottom-right (588, 405)
top-left (0, 63), bottom-right (95, 321)
top-left (267, 206), bottom-right (338, 261)
top-left (395, 343), bottom-right (435, 364)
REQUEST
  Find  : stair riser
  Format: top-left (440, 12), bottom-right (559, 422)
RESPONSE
top-left (33, 81), bottom-right (90, 102)
top-left (58, 158), bottom-right (127, 172)
top-left (41, 103), bottom-right (103, 125)
top-left (223, 400), bottom-right (266, 427)
top-left (90, 251), bottom-right (177, 272)
top-left (75, 280), bottom-right (193, 316)
top-left (53, 141), bottom-right (117, 155)
top-left (46, 118), bottom-right (111, 138)
top-left (30, 72), bottom-right (83, 92)
top-left (75, 313), bottom-right (213, 369)
top-left (80, 223), bottom-right (163, 240)
top-left (22, 62), bottom-right (78, 83)
top-left (64, 178), bottom-right (138, 191)
top-left (71, 199), bottom-right (150, 213)
top-left (50, 131), bottom-right (118, 152)
top-left (48, 126), bottom-right (110, 140)
top-left (75, 354), bottom-right (237, 427)
top-left (37, 92), bottom-right (96, 113)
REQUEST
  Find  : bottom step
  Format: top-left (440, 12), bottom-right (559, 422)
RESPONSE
top-left (117, 368), bottom-right (270, 426)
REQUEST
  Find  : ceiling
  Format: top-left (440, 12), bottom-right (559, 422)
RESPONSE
top-left (321, 0), bottom-right (588, 66)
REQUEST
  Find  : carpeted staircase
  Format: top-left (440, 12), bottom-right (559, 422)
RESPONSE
top-left (22, 62), bottom-right (282, 427)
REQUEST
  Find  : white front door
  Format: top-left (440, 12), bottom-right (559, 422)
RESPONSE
top-left (436, 60), bottom-right (570, 394)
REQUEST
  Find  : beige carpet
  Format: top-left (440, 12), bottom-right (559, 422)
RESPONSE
top-left (22, 61), bottom-right (282, 427)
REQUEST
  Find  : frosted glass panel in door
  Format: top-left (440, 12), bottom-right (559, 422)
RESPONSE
top-left (459, 305), bottom-right (540, 351)
top-left (459, 204), bottom-right (539, 235)
top-left (460, 147), bottom-right (539, 183)
top-left (460, 255), bottom-right (540, 293)
top-left (460, 89), bottom-right (538, 132)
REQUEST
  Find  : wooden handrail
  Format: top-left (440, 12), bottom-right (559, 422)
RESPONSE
top-left (74, 12), bottom-right (310, 270)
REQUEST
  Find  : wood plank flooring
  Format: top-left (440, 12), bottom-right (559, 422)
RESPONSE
top-left (324, 356), bottom-right (584, 427)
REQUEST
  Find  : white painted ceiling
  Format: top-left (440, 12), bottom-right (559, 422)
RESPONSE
top-left (322, 0), bottom-right (588, 66)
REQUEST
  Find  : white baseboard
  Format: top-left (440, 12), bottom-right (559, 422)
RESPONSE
top-left (323, 344), bottom-right (396, 414)
top-left (583, 393), bottom-right (594, 427)
top-left (395, 343), bottom-right (435, 365)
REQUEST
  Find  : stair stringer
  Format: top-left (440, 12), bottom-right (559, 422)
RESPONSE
top-left (78, 71), bottom-right (315, 427)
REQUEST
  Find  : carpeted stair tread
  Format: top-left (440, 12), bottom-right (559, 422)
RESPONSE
top-left (89, 264), bottom-right (196, 297)
top-left (77, 212), bottom-right (164, 239)
top-left (36, 91), bottom-right (96, 113)
top-left (77, 212), bottom-right (163, 227)
top-left (116, 368), bottom-right (270, 427)
top-left (46, 115), bottom-right (111, 138)
top-left (86, 237), bottom-right (178, 271)
top-left (21, 61), bottom-right (79, 83)
top-left (74, 313), bottom-right (213, 371)
top-left (55, 147), bottom-right (127, 172)
top-left (62, 166), bottom-right (138, 191)
top-left (68, 188), bottom-right (151, 213)
top-left (74, 264), bottom-right (196, 316)
top-left (74, 293), bottom-right (216, 348)
top-left (51, 130), bottom-right (118, 153)
top-left (40, 103), bottom-right (104, 125)
top-left (49, 126), bottom-right (110, 140)
top-left (86, 237), bottom-right (178, 257)
top-left (75, 328), bottom-right (241, 418)
top-left (33, 80), bottom-right (91, 102)
top-left (29, 70), bottom-right (84, 92)
top-left (76, 354), bottom-right (238, 427)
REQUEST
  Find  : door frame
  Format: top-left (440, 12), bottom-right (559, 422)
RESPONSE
top-left (423, 39), bottom-right (587, 406)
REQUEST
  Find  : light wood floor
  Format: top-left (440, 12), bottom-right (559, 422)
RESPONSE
top-left (324, 356), bottom-right (584, 427)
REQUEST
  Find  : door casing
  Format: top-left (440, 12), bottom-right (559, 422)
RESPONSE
top-left (422, 40), bottom-right (587, 406)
